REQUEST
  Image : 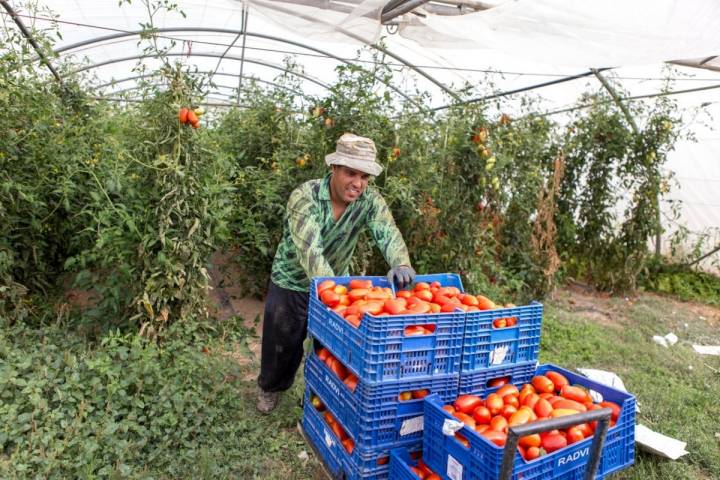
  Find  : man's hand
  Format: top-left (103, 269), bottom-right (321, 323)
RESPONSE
top-left (387, 265), bottom-right (416, 289)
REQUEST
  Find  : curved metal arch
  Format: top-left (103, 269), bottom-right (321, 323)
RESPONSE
top-left (248, 1), bottom-right (459, 100)
top-left (53, 27), bottom-right (431, 109)
top-left (92, 71), bottom-right (307, 99)
top-left (103, 82), bottom-right (241, 98)
top-left (68, 52), bottom-right (331, 91)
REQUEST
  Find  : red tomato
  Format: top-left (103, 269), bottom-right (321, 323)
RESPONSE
top-left (505, 316), bottom-right (518, 327)
top-left (454, 395), bottom-right (483, 414)
top-left (482, 429), bottom-right (507, 446)
top-left (475, 424), bottom-right (490, 434)
top-left (331, 421), bottom-right (347, 441)
top-left (426, 474), bottom-right (441, 480)
top-left (500, 404), bottom-right (517, 419)
top-left (519, 433), bottom-right (541, 449)
top-left (454, 433), bottom-right (469, 448)
top-left (476, 295), bottom-right (495, 310)
top-left (343, 374), bottom-right (358, 393)
top-left (396, 290), bottom-right (412, 299)
top-left (561, 385), bottom-right (590, 403)
top-left (496, 384), bottom-right (520, 398)
top-left (531, 375), bottom-right (555, 394)
top-left (461, 294), bottom-right (479, 307)
top-left (508, 408), bottom-right (532, 426)
top-left (342, 437), bottom-right (354, 453)
top-left (345, 314), bottom-right (360, 328)
top-left (349, 279), bottom-right (372, 290)
top-left (414, 282), bottom-right (431, 291)
top-left (407, 302), bottom-right (431, 314)
top-left (453, 412), bottom-right (476, 429)
top-left (472, 406), bottom-right (492, 425)
top-left (316, 347), bottom-right (330, 362)
top-left (566, 426), bottom-right (585, 444)
top-left (493, 318), bottom-right (507, 328)
top-left (320, 289), bottom-right (340, 307)
top-left (553, 399), bottom-right (587, 412)
top-left (414, 289), bottom-right (434, 302)
top-left (433, 294), bottom-right (452, 305)
top-left (541, 432), bottom-right (568, 453)
top-left (348, 288), bottom-right (370, 303)
top-left (550, 408), bottom-right (581, 418)
top-left (442, 405), bottom-right (455, 414)
top-left (398, 391), bottom-right (412, 401)
top-left (412, 389), bottom-right (430, 399)
top-left (485, 393), bottom-right (504, 416)
top-left (504, 395), bottom-right (520, 409)
top-left (358, 301), bottom-right (384, 316)
top-left (600, 401), bottom-right (622, 422)
top-left (522, 393), bottom-right (540, 409)
top-left (545, 371), bottom-right (570, 391)
top-left (178, 107), bottom-right (189, 123)
top-left (534, 398), bottom-right (553, 418)
top-left (409, 466), bottom-right (425, 478)
top-left (525, 446), bottom-right (541, 461)
top-left (328, 358), bottom-right (348, 380)
top-left (490, 415), bottom-right (508, 433)
top-left (404, 325), bottom-right (427, 336)
top-left (487, 376), bottom-right (510, 388)
top-left (416, 459), bottom-right (432, 477)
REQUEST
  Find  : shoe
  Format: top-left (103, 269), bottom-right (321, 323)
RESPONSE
top-left (257, 388), bottom-right (280, 414)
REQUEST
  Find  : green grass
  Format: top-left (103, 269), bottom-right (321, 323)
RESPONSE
top-left (2, 289), bottom-right (718, 479)
top-left (541, 292), bottom-right (720, 479)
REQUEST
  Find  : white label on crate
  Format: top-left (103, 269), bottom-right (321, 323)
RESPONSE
top-left (399, 415), bottom-right (424, 436)
top-left (447, 455), bottom-right (463, 480)
top-left (490, 345), bottom-right (509, 365)
top-left (324, 429), bottom-right (335, 449)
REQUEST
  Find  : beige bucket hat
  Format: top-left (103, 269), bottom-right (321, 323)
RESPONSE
top-left (325, 133), bottom-right (383, 176)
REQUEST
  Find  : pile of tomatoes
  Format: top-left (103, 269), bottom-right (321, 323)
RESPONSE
top-left (406, 452), bottom-right (442, 480)
top-left (177, 106), bottom-right (203, 129)
top-left (309, 393), bottom-right (355, 454)
top-left (442, 371), bottom-right (622, 461)
top-left (316, 345), bottom-right (359, 392)
top-left (317, 279), bottom-right (517, 329)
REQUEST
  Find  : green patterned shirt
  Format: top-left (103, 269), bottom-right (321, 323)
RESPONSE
top-left (271, 173), bottom-right (411, 292)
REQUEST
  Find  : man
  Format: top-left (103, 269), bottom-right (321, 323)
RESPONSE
top-left (256, 133), bottom-right (415, 413)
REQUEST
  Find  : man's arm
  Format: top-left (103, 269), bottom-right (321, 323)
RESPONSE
top-left (365, 189), bottom-right (412, 269)
top-left (286, 187), bottom-right (335, 279)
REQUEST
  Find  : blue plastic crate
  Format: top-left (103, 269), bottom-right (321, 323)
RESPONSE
top-left (303, 387), bottom-right (422, 479)
top-left (458, 361), bottom-right (537, 396)
top-left (461, 302), bottom-right (543, 372)
top-left (305, 350), bottom-right (458, 448)
top-left (308, 274), bottom-right (466, 382)
top-left (423, 364), bottom-right (636, 480)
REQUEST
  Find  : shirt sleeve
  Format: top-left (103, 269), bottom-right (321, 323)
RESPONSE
top-left (285, 187), bottom-right (336, 279)
top-left (365, 189), bottom-right (412, 268)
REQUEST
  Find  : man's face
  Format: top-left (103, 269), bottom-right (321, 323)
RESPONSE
top-left (330, 165), bottom-right (371, 204)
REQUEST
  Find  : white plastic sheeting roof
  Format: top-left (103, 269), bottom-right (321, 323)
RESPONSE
top-left (2, 0), bottom-right (720, 269)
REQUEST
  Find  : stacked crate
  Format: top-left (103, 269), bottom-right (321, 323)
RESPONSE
top-left (420, 365), bottom-right (636, 480)
top-left (302, 274), bottom-right (466, 479)
top-left (458, 302), bottom-right (543, 396)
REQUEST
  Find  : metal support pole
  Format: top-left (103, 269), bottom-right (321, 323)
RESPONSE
top-left (238, 1), bottom-right (249, 105)
top-left (500, 408), bottom-right (613, 480)
top-left (381, 0), bottom-right (432, 23)
top-left (0, 0), bottom-right (63, 84)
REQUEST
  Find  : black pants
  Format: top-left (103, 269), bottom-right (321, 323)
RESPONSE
top-left (257, 281), bottom-right (310, 392)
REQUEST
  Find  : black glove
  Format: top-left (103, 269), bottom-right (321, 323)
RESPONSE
top-left (387, 265), bottom-right (416, 289)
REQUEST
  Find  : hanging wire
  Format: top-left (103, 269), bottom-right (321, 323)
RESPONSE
top-left (6, 11), bottom-right (720, 83)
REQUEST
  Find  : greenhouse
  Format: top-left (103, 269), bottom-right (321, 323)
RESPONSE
top-left (1, 1), bottom-right (719, 479)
